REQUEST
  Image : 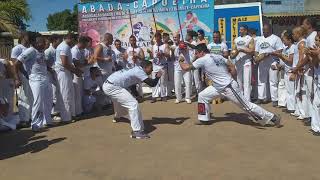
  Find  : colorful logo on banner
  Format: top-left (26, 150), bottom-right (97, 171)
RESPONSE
top-left (78, 0), bottom-right (214, 49)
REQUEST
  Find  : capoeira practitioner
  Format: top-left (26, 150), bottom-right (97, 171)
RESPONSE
top-left (15, 35), bottom-right (52, 131)
top-left (291, 26), bottom-right (310, 120)
top-left (179, 43), bottom-right (281, 127)
top-left (71, 36), bottom-right (90, 118)
top-left (113, 39), bottom-right (127, 70)
top-left (11, 32), bottom-right (32, 128)
top-left (83, 67), bottom-right (104, 113)
top-left (272, 31), bottom-right (295, 113)
top-left (186, 31), bottom-right (202, 94)
top-left (55, 33), bottom-right (82, 123)
top-left (151, 32), bottom-right (170, 103)
top-left (0, 58), bottom-right (15, 117)
top-left (231, 25), bottom-right (255, 102)
top-left (163, 33), bottom-right (175, 97)
top-left (93, 33), bottom-right (116, 106)
top-left (254, 23), bottom-right (284, 107)
top-left (127, 35), bottom-right (145, 98)
top-left (44, 35), bottom-right (62, 121)
top-left (103, 61), bottom-right (162, 139)
top-left (173, 37), bottom-right (192, 104)
top-left (306, 32), bottom-right (320, 135)
top-left (207, 31), bottom-right (229, 58)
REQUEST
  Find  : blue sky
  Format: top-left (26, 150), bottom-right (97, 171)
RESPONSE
top-left (27, 0), bottom-right (79, 32)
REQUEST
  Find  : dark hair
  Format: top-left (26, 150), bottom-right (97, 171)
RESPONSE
top-left (140, 60), bottom-right (152, 68)
top-left (86, 36), bottom-right (92, 42)
top-left (114, 39), bottom-right (121, 44)
top-left (248, 28), bottom-right (257, 35)
top-left (263, 23), bottom-right (272, 30)
top-left (78, 36), bottom-right (90, 44)
top-left (64, 33), bottom-right (76, 40)
top-left (282, 30), bottom-right (294, 43)
top-left (90, 66), bottom-right (99, 74)
top-left (163, 33), bottom-right (169, 37)
top-left (304, 17), bottom-right (317, 29)
top-left (155, 32), bottom-right (162, 38)
top-left (29, 32), bottom-right (42, 47)
top-left (49, 34), bottom-right (60, 43)
top-left (213, 31), bottom-right (221, 35)
top-left (187, 30), bottom-right (197, 38)
top-left (186, 11), bottom-right (192, 15)
top-left (129, 35), bottom-right (136, 39)
top-left (197, 29), bottom-right (205, 36)
top-left (240, 24), bottom-right (248, 30)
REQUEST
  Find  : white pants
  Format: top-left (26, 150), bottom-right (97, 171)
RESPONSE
top-left (236, 60), bottom-right (252, 102)
top-left (278, 71), bottom-right (286, 107)
top-left (258, 61), bottom-right (278, 101)
top-left (251, 63), bottom-right (259, 100)
top-left (167, 61), bottom-right (175, 96)
top-left (198, 80), bottom-right (274, 126)
top-left (48, 71), bottom-right (62, 114)
top-left (174, 70), bottom-right (192, 101)
top-left (0, 79), bottom-right (15, 114)
top-left (103, 83), bottom-right (144, 131)
top-left (312, 76), bottom-right (320, 132)
top-left (193, 69), bottom-right (202, 93)
top-left (152, 67), bottom-right (168, 98)
top-left (56, 70), bottom-right (75, 122)
top-left (73, 76), bottom-right (83, 116)
top-left (29, 79), bottom-right (51, 128)
top-left (284, 73), bottom-right (295, 111)
top-left (18, 74), bottom-right (33, 122)
top-left (295, 74), bottom-right (312, 118)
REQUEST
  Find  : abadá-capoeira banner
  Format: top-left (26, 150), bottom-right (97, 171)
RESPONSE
top-left (78, 0), bottom-right (214, 48)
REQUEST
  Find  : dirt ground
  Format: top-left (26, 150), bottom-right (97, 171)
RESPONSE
top-left (1, 99), bottom-right (320, 180)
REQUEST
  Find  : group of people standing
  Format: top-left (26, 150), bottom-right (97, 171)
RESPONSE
top-left (1, 17), bottom-right (320, 139)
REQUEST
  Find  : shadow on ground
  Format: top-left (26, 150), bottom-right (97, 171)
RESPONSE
top-left (212, 113), bottom-right (266, 129)
top-left (0, 129), bottom-right (66, 160)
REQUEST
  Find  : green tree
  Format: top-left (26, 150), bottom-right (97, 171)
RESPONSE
top-left (46, 4), bottom-right (78, 32)
top-left (0, 0), bottom-right (31, 35)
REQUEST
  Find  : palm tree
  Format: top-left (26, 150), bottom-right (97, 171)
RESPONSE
top-left (0, 0), bottom-right (31, 35)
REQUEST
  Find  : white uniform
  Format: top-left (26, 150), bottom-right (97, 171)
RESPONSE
top-left (96, 43), bottom-right (116, 81)
top-left (127, 46), bottom-right (144, 96)
top-left (280, 45), bottom-right (295, 111)
top-left (174, 48), bottom-right (192, 101)
top-left (113, 46), bottom-right (127, 70)
top-left (255, 34), bottom-right (284, 102)
top-left (312, 67), bottom-right (320, 132)
top-left (83, 75), bottom-right (104, 113)
top-left (11, 44), bottom-right (33, 123)
top-left (167, 44), bottom-right (175, 97)
top-left (189, 41), bottom-right (202, 93)
top-left (55, 41), bottom-right (75, 122)
top-left (44, 45), bottom-right (62, 116)
top-left (207, 42), bottom-right (228, 56)
top-left (193, 54), bottom-right (274, 125)
top-left (84, 47), bottom-right (94, 77)
top-left (293, 39), bottom-right (311, 119)
top-left (152, 44), bottom-right (168, 98)
top-left (71, 45), bottom-right (86, 116)
top-left (234, 35), bottom-right (253, 101)
top-left (103, 66), bottom-right (149, 131)
top-left (17, 47), bottom-right (51, 128)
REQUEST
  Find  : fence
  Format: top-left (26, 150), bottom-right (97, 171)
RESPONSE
top-left (0, 45), bottom-right (12, 59)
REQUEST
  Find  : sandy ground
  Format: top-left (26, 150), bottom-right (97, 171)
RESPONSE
top-left (1, 99), bottom-right (320, 180)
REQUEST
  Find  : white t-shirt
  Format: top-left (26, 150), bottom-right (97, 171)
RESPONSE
top-left (71, 45), bottom-right (86, 77)
top-left (44, 45), bottom-right (56, 68)
top-left (174, 48), bottom-right (191, 71)
top-left (113, 47), bottom-right (127, 69)
top-left (11, 44), bottom-right (27, 59)
top-left (55, 41), bottom-right (72, 72)
top-left (17, 47), bottom-right (47, 81)
top-left (306, 31), bottom-right (317, 48)
top-left (126, 46), bottom-right (143, 68)
top-left (96, 43), bottom-right (116, 75)
top-left (255, 34), bottom-right (284, 64)
top-left (280, 45), bottom-right (295, 73)
top-left (83, 48), bottom-right (94, 77)
top-left (84, 75), bottom-right (103, 93)
top-left (107, 66), bottom-right (148, 88)
top-left (193, 54), bottom-right (233, 91)
top-left (207, 42), bottom-right (228, 56)
top-left (293, 39), bottom-right (306, 68)
top-left (152, 44), bottom-right (167, 71)
top-left (234, 35), bottom-right (253, 63)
